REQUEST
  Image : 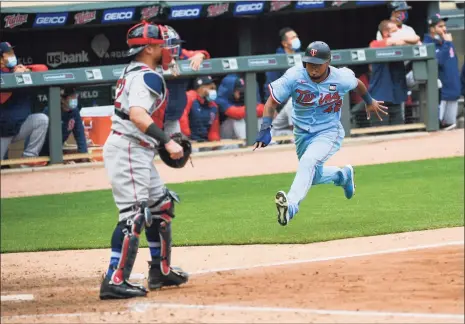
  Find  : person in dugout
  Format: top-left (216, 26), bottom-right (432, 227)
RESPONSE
top-left (151, 28), bottom-right (211, 136)
top-left (34, 87), bottom-right (89, 160)
top-left (179, 76), bottom-right (220, 142)
top-left (0, 42), bottom-right (49, 166)
top-left (216, 74), bottom-right (264, 140)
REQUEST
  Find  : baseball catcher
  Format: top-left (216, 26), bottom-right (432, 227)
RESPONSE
top-left (99, 21), bottom-right (191, 300)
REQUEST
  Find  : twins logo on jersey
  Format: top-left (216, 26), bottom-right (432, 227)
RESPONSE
top-left (295, 89), bottom-right (342, 113)
top-left (295, 89), bottom-right (316, 106)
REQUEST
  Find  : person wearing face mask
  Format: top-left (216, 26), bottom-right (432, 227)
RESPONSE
top-left (376, 1), bottom-right (419, 42)
top-left (263, 27), bottom-right (302, 103)
top-left (0, 42), bottom-right (49, 166)
top-left (368, 20), bottom-right (419, 126)
top-left (423, 14), bottom-right (461, 130)
top-left (179, 76), bottom-right (220, 143)
top-left (34, 87), bottom-right (89, 158)
top-left (216, 74), bottom-right (264, 141)
top-left (158, 31), bottom-right (210, 137)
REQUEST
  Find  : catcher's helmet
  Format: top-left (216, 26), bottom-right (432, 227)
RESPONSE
top-left (389, 1), bottom-right (412, 12)
top-left (302, 41), bottom-right (331, 65)
top-left (126, 21), bottom-right (184, 57)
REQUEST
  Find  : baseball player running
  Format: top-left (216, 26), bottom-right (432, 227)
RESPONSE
top-left (99, 22), bottom-right (191, 300)
top-left (254, 42), bottom-right (387, 226)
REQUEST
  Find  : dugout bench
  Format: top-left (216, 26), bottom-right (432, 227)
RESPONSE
top-left (1, 44), bottom-right (438, 166)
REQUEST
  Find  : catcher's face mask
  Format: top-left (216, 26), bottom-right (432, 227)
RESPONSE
top-left (160, 25), bottom-right (184, 72)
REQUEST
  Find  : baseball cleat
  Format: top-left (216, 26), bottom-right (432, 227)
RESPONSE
top-left (342, 165), bottom-right (355, 199)
top-left (147, 261), bottom-right (189, 290)
top-left (99, 276), bottom-right (147, 300)
top-left (275, 191), bottom-right (295, 226)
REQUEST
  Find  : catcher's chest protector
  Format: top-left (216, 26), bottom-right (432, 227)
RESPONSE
top-left (114, 63), bottom-right (167, 120)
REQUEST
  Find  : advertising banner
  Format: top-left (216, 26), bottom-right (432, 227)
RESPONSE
top-left (1, 1), bottom-right (386, 30)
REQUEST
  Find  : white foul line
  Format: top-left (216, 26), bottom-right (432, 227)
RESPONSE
top-left (130, 302), bottom-right (465, 320)
top-left (1, 294), bottom-right (34, 302)
top-left (1, 311), bottom-right (126, 320)
top-left (190, 240), bottom-right (465, 275)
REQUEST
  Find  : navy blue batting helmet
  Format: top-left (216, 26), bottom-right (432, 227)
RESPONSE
top-left (302, 41), bottom-right (331, 65)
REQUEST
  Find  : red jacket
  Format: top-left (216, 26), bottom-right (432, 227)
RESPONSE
top-left (180, 90), bottom-right (220, 141)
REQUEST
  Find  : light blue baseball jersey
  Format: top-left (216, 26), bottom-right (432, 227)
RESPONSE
top-left (269, 65), bottom-right (358, 133)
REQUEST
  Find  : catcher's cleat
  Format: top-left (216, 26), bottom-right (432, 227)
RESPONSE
top-left (99, 275), bottom-right (147, 300)
top-left (147, 261), bottom-right (189, 290)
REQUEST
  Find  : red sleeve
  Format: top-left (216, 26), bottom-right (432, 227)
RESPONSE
top-left (181, 49), bottom-right (211, 59)
top-left (208, 105), bottom-right (221, 141)
top-left (26, 64), bottom-right (48, 72)
top-left (151, 98), bottom-right (167, 129)
top-left (369, 40), bottom-right (388, 48)
top-left (256, 103), bottom-right (264, 118)
top-left (180, 90), bottom-right (196, 137)
top-left (225, 106), bottom-right (246, 119)
top-left (0, 93), bottom-right (12, 104)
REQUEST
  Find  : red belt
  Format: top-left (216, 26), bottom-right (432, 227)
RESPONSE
top-left (112, 131), bottom-right (152, 148)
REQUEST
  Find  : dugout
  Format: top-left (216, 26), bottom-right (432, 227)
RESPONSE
top-left (1, 0), bottom-right (442, 108)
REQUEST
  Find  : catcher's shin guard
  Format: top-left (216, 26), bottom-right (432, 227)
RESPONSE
top-left (147, 190), bottom-right (188, 290)
top-left (106, 202), bottom-right (152, 294)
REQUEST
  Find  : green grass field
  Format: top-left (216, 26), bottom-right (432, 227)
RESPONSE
top-left (1, 157), bottom-right (463, 253)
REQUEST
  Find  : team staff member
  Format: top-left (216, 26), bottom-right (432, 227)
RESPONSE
top-left (160, 30), bottom-right (210, 136)
top-left (36, 87), bottom-right (88, 158)
top-left (263, 27), bottom-right (302, 103)
top-left (0, 42), bottom-right (49, 166)
top-left (216, 74), bottom-right (264, 140)
top-left (423, 14), bottom-right (461, 129)
top-left (376, 1), bottom-right (419, 40)
top-left (368, 20), bottom-right (419, 126)
top-left (180, 76), bottom-right (220, 142)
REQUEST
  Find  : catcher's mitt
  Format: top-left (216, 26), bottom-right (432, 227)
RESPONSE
top-left (158, 133), bottom-right (192, 168)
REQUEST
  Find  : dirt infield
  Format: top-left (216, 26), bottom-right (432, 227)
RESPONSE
top-left (1, 130), bottom-right (464, 323)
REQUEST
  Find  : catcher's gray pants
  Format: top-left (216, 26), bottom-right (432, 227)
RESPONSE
top-left (439, 100), bottom-right (458, 125)
top-left (0, 113), bottom-right (49, 160)
top-left (103, 133), bottom-right (165, 222)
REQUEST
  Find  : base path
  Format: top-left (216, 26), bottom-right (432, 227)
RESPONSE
top-left (1, 227), bottom-right (464, 323)
top-left (1, 130), bottom-right (463, 198)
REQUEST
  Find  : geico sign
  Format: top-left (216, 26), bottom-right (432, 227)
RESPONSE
top-left (171, 9), bottom-right (200, 17)
top-left (36, 16), bottom-right (66, 24)
top-left (236, 3), bottom-right (263, 12)
top-left (104, 11), bottom-right (133, 21)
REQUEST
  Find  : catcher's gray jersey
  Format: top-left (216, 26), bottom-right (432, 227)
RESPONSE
top-left (112, 61), bottom-right (167, 146)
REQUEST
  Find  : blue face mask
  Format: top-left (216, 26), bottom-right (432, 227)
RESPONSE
top-left (6, 56), bottom-right (17, 69)
top-left (206, 89), bottom-right (217, 102)
top-left (68, 98), bottom-right (78, 110)
top-left (396, 11), bottom-right (408, 23)
top-left (291, 38), bottom-right (301, 51)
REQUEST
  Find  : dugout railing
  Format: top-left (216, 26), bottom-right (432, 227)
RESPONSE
top-left (1, 44), bottom-right (438, 166)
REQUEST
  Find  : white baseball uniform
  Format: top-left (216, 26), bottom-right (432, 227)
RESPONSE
top-left (103, 61), bottom-right (168, 221)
